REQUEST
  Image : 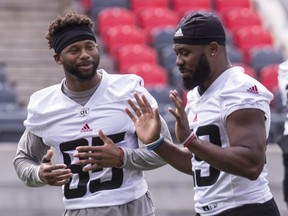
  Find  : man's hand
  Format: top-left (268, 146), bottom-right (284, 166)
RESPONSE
top-left (125, 93), bottom-right (161, 144)
top-left (74, 130), bottom-right (122, 171)
top-left (168, 90), bottom-right (190, 143)
top-left (39, 149), bottom-right (72, 186)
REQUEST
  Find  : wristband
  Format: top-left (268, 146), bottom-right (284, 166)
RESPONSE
top-left (146, 134), bottom-right (165, 151)
top-left (116, 147), bottom-right (124, 168)
top-left (182, 132), bottom-right (197, 148)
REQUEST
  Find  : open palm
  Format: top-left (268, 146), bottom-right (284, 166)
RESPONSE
top-left (125, 93), bottom-right (161, 144)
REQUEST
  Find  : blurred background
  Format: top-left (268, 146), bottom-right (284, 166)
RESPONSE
top-left (0, 0), bottom-right (287, 215)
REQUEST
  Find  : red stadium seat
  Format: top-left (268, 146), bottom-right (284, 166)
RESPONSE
top-left (171, 0), bottom-right (212, 18)
top-left (215, 0), bottom-right (252, 15)
top-left (233, 26), bottom-right (274, 64)
top-left (182, 8), bottom-right (213, 19)
top-left (131, 0), bottom-right (169, 13)
top-left (125, 63), bottom-right (168, 87)
top-left (259, 64), bottom-right (279, 93)
top-left (137, 8), bottom-right (178, 43)
top-left (117, 44), bottom-right (158, 72)
top-left (259, 64), bottom-right (280, 111)
top-left (97, 7), bottom-right (136, 42)
top-left (80, 0), bottom-right (92, 13)
top-left (105, 25), bottom-right (146, 57)
top-left (223, 8), bottom-right (262, 33)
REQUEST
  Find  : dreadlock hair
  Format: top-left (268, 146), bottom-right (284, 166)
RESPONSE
top-left (46, 12), bottom-right (94, 50)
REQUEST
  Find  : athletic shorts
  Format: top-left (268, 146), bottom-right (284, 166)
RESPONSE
top-left (195, 198), bottom-right (280, 216)
top-left (62, 191), bottom-right (155, 216)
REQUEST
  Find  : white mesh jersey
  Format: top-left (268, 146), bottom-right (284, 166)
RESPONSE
top-left (278, 60), bottom-right (288, 107)
top-left (185, 66), bottom-right (274, 215)
top-left (278, 60), bottom-right (288, 135)
top-left (24, 70), bottom-right (158, 210)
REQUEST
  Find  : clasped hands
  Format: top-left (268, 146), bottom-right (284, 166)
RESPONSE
top-left (39, 89), bottom-right (190, 186)
top-left (39, 130), bottom-right (122, 186)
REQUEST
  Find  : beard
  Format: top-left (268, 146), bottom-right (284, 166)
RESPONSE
top-left (63, 56), bottom-right (100, 81)
top-left (182, 54), bottom-right (211, 91)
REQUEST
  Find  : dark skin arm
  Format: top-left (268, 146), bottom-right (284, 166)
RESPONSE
top-left (187, 108), bottom-right (267, 180)
top-left (126, 92), bottom-right (192, 175)
top-left (152, 141), bottom-right (193, 175)
top-left (126, 92), bottom-right (267, 180)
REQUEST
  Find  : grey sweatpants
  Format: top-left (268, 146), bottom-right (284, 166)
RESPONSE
top-left (63, 191), bottom-right (155, 216)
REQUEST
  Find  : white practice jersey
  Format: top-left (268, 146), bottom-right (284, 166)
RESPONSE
top-left (278, 60), bottom-right (288, 135)
top-left (278, 60), bottom-right (288, 107)
top-left (24, 70), bottom-right (158, 209)
top-left (185, 66), bottom-right (274, 215)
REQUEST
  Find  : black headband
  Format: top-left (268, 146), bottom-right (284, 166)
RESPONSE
top-left (53, 25), bottom-right (96, 53)
top-left (173, 36), bottom-right (225, 46)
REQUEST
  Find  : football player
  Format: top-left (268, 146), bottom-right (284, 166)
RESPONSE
top-left (125, 11), bottom-right (281, 216)
top-left (13, 12), bottom-right (172, 216)
top-left (277, 59), bottom-right (288, 208)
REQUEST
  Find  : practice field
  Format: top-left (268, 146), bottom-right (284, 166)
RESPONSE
top-left (0, 143), bottom-right (286, 216)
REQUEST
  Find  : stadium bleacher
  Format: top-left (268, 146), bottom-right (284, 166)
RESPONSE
top-left (1, 0), bottom-right (287, 143)
top-left (77, 0), bottom-right (288, 143)
top-left (0, 1), bottom-right (287, 216)
top-left (0, 63), bottom-right (26, 142)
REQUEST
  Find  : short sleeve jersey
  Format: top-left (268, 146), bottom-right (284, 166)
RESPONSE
top-left (24, 70), bottom-right (158, 210)
top-left (278, 60), bottom-right (288, 135)
top-left (185, 66), bottom-right (274, 215)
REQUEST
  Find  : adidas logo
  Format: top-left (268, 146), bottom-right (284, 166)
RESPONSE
top-left (247, 85), bottom-right (259, 94)
top-left (174, 28), bottom-right (183, 37)
top-left (80, 123), bottom-right (93, 132)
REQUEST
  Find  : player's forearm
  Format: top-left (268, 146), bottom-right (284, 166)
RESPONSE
top-left (122, 147), bottom-right (167, 170)
top-left (13, 158), bottom-right (46, 187)
top-left (154, 140), bottom-right (193, 175)
top-left (122, 116), bottom-right (172, 170)
top-left (187, 138), bottom-right (265, 180)
top-left (13, 130), bottom-right (49, 187)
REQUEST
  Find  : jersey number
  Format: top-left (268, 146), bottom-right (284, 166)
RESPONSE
top-left (59, 132), bottom-right (125, 199)
top-left (193, 125), bottom-right (222, 187)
